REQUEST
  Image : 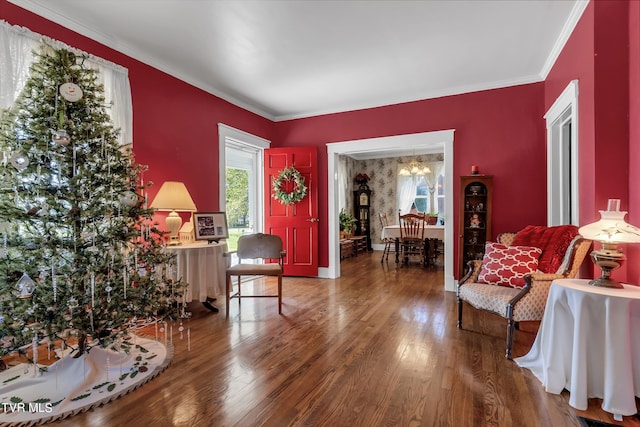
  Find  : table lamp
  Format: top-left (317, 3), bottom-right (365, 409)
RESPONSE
top-left (150, 181), bottom-right (197, 245)
top-left (578, 199), bottom-right (640, 288)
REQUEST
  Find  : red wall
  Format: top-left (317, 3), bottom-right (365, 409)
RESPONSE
top-left (274, 84), bottom-right (547, 269)
top-left (1, 0), bottom-right (275, 227)
top-left (1, 0), bottom-right (548, 274)
top-left (12, 1), bottom-right (640, 282)
top-left (627, 0), bottom-right (640, 284)
top-left (545, 0), bottom-right (637, 283)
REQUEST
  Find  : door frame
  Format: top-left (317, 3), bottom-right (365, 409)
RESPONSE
top-left (544, 79), bottom-right (579, 226)
top-left (326, 129), bottom-right (456, 292)
top-left (218, 123), bottom-right (270, 233)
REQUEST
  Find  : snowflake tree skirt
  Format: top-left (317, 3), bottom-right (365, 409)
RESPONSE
top-left (0, 334), bottom-right (172, 426)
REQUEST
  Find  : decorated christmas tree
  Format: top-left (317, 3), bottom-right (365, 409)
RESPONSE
top-left (0, 44), bottom-right (183, 364)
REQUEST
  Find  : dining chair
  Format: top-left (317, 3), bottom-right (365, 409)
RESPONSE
top-left (398, 210), bottom-right (426, 265)
top-left (225, 233), bottom-right (286, 318)
top-left (378, 212), bottom-right (395, 262)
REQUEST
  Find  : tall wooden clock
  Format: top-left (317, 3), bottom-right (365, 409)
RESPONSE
top-left (354, 188), bottom-right (372, 250)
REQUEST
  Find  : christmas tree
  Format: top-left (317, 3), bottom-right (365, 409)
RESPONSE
top-left (0, 44), bottom-right (183, 363)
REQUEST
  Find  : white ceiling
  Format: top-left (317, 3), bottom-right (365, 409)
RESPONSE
top-left (8, 0), bottom-right (587, 123)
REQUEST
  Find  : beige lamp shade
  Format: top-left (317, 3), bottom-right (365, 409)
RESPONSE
top-left (150, 181), bottom-right (197, 245)
top-left (149, 181), bottom-right (197, 212)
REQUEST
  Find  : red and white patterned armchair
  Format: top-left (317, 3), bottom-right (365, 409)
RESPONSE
top-left (456, 225), bottom-right (592, 359)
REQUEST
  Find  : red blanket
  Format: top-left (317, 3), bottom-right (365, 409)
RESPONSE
top-left (511, 225), bottom-right (579, 274)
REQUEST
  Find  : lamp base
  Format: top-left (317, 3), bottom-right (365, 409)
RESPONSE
top-left (166, 211), bottom-right (183, 246)
top-left (588, 276), bottom-right (624, 289)
top-left (589, 248), bottom-right (625, 289)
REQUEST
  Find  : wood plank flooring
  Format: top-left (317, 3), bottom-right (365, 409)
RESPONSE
top-left (50, 252), bottom-right (639, 427)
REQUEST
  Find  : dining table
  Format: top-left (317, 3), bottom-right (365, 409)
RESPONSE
top-left (381, 224), bottom-right (445, 265)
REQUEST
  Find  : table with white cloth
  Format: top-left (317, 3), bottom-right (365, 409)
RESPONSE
top-left (380, 224), bottom-right (444, 265)
top-left (166, 241), bottom-right (228, 312)
top-left (515, 278), bottom-right (640, 420)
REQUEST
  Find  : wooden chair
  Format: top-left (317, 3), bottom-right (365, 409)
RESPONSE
top-left (225, 233), bottom-right (286, 318)
top-left (457, 232), bottom-right (592, 359)
top-left (378, 212), bottom-right (395, 262)
top-left (398, 210), bottom-right (426, 265)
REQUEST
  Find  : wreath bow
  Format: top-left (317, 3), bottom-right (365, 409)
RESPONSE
top-left (273, 166), bottom-right (308, 205)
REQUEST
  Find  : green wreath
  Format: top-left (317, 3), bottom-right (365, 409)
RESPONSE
top-left (273, 166), bottom-right (308, 205)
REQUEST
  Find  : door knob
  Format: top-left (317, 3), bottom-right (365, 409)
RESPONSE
top-left (307, 218), bottom-right (319, 223)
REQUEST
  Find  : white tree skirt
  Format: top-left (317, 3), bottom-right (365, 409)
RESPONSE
top-left (0, 335), bottom-right (172, 426)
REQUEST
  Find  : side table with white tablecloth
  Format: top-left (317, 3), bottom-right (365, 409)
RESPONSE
top-left (515, 278), bottom-right (640, 419)
top-left (166, 241), bottom-right (228, 304)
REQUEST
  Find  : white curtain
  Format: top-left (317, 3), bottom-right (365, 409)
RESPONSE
top-left (338, 155), bottom-right (348, 212)
top-left (424, 161), bottom-right (444, 213)
top-left (0, 20), bottom-right (133, 146)
top-left (397, 167), bottom-right (417, 215)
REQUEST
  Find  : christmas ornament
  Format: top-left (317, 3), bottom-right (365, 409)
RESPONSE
top-left (27, 206), bottom-right (42, 216)
top-left (10, 152), bottom-right (29, 170)
top-left (59, 82), bottom-right (83, 102)
top-left (16, 273), bottom-right (36, 299)
top-left (67, 297), bottom-right (79, 309)
top-left (120, 191), bottom-right (138, 207)
top-left (52, 129), bottom-right (70, 146)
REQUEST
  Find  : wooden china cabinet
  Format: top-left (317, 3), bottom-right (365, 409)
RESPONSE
top-left (458, 175), bottom-right (493, 278)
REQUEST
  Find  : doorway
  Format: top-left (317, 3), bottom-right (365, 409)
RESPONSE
top-left (545, 80), bottom-right (579, 226)
top-left (218, 124), bottom-right (270, 263)
top-left (326, 130), bottom-right (456, 292)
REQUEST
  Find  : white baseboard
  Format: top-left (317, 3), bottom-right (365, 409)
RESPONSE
top-left (317, 267), bottom-right (330, 278)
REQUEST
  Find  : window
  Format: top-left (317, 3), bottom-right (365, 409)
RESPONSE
top-left (436, 174), bottom-right (445, 215)
top-left (1, 21), bottom-right (132, 146)
top-left (398, 169), bottom-right (445, 217)
top-left (414, 176), bottom-right (429, 212)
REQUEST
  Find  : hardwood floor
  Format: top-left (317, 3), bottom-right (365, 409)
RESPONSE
top-left (51, 252), bottom-right (639, 427)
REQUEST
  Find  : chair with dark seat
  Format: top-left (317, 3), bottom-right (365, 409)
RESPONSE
top-left (378, 212), bottom-right (395, 262)
top-left (398, 210), bottom-right (426, 265)
top-left (225, 233), bottom-right (286, 318)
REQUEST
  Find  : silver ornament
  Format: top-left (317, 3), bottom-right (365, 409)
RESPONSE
top-left (52, 129), bottom-right (70, 146)
top-left (16, 273), bottom-right (36, 299)
top-left (10, 152), bottom-right (29, 170)
top-left (120, 191), bottom-right (138, 207)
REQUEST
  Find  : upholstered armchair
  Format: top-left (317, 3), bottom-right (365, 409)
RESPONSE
top-left (457, 226), bottom-right (592, 359)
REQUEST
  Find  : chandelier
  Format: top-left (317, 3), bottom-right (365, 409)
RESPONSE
top-left (399, 160), bottom-right (431, 176)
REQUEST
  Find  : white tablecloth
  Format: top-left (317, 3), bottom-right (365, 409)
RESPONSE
top-left (515, 278), bottom-right (640, 417)
top-left (381, 224), bottom-right (444, 241)
top-left (166, 241), bottom-right (227, 302)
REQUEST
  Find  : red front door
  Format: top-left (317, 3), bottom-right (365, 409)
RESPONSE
top-left (264, 147), bottom-right (318, 277)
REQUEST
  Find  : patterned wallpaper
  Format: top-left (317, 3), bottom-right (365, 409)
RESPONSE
top-left (343, 153), bottom-right (444, 246)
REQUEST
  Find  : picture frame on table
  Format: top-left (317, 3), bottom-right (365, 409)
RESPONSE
top-left (193, 211), bottom-right (229, 242)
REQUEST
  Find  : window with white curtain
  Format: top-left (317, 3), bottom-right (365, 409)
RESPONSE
top-left (397, 161), bottom-right (444, 216)
top-left (0, 20), bottom-right (132, 146)
top-left (338, 155), bottom-right (349, 212)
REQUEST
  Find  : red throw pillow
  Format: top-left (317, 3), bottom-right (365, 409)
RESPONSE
top-left (478, 242), bottom-right (543, 288)
top-left (512, 225), bottom-right (579, 274)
